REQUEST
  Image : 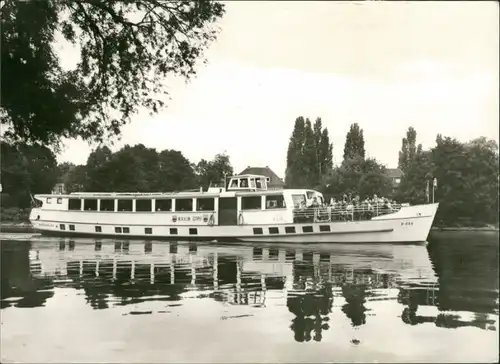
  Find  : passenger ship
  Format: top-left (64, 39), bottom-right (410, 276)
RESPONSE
top-left (29, 173), bottom-right (439, 243)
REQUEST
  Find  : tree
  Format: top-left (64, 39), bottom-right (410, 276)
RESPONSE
top-left (103, 144), bottom-right (160, 192)
top-left (57, 162), bottom-right (76, 182)
top-left (322, 156), bottom-right (391, 200)
top-left (285, 116), bottom-right (333, 189)
top-left (84, 146), bottom-right (113, 191)
top-left (157, 149), bottom-right (197, 191)
top-left (64, 165), bottom-right (87, 193)
top-left (431, 135), bottom-right (473, 226)
top-left (327, 157), bottom-right (364, 197)
top-left (396, 150), bottom-right (433, 205)
top-left (319, 128), bottom-right (333, 178)
top-left (358, 158), bottom-right (392, 198)
top-left (313, 117), bottom-right (323, 181)
top-left (302, 118), bottom-right (317, 187)
top-left (398, 127), bottom-right (421, 174)
top-left (1, 0), bottom-right (225, 147)
top-left (195, 153), bottom-right (233, 188)
top-left (462, 137), bottom-right (499, 225)
top-left (18, 144), bottom-right (58, 195)
top-left (0, 141), bottom-right (58, 208)
top-left (343, 123), bottom-right (365, 162)
top-left (194, 159), bottom-right (210, 186)
top-left (395, 132), bottom-right (498, 227)
top-left (285, 116), bottom-right (307, 188)
top-left (312, 117), bottom-right (333, 188)
top-left (0, 141), bottom-right (31, 208)
top-left (78, 144), bottom-right (197, 192)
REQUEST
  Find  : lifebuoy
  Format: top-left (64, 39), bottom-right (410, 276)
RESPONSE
top-left (208, 213), bottom-right (215, 226)
top-left (238, 212), bottom-right (244, 225)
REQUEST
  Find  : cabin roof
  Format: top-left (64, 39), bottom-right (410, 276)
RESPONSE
top-left (238, 166), bottom-right (285, 187)
top-left (229, 174), bottom-right (266, 179)
top-left (386, 168), bottom-right (404, 178)
top-left (35, 192), bottom-right (221, 199)
top-left (34, 189), bottom-right (290, 200)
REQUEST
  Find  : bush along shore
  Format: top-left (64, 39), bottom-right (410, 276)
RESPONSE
top-left (0, 207), bottom-right (498, 234)
top-left (1, 208), bottom-right (33, 233)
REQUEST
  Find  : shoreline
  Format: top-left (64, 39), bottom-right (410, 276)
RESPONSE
top-left (0, 223), bottom-right (34, 233)
top-left (0, 222), bottom-right (498, 235)
top-left (430, 226), bottom-right (499, 232)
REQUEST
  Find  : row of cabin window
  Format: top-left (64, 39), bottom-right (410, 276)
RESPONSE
top-left (229, 177), bottom-right (270, 189)
top-left (65, 194), bottom-right (286, 212)
top-left (67, 198), bottom-right (207, 212)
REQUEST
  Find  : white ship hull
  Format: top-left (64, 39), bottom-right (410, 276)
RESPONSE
top-left (29, 203), bottom-right (439, 244)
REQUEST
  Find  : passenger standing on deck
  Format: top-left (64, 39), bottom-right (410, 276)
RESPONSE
top-left (373, 194), bottom-right (379, 216)
top-left (311, 197), bottom-right (320, 209)
top-left (329, 197), bottom-right (337, 221)
top-left (353, 195), bottom-right (361, 220)
top-left (341, 194), bottom-right (348, 221)
top-left (361, 198), bottom-right (370, 220)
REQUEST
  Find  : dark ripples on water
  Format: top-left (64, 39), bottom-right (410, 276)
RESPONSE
top-left (1, 231), bottom-right (498, 362)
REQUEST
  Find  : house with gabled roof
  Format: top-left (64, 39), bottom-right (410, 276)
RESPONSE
top-left (386, 168), bottom-right (404, 187)
top-left (238, 166), bottom-right (285, 190)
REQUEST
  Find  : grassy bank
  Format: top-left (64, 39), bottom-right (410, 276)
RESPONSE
top-left (1, 207), bottom-right (30, 223)
top-left (431, 226), bottom-right (499, 232)
top-left (0, 207), bottom-right (33, 233)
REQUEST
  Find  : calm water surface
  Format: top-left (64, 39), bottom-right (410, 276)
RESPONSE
top-left (1, 232), bottom-right (498, 363)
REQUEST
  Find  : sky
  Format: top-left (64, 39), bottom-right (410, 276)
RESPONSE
top-left (57, 0), bottom-right (499, 178)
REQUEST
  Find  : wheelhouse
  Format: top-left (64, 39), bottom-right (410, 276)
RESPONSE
top-left (226, 174), bottom-right (269, 191)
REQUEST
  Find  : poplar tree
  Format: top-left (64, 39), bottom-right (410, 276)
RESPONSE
top-left (314, 117), bottom-right (333, 184)
top-left (398, 127), bottom-right (421, 173)
top-left (285, 116), bottom-right (333, 188)
top-left (303, 118), bottom-right (317, 187)
top-left (312, 117), bottom-right (323, 184)
top-left (285, 116), bottom-right (306, 187)
top-left (319, 128), bottom-right (333, 178)
top-left (343, 123), bottom-right (365, 162)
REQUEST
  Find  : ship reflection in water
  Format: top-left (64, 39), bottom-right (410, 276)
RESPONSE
top-left (1, 233), bottom-right (498, 363)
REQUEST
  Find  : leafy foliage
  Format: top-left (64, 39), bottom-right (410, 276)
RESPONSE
top-left (0, 140), bottom-right (233, 212)
top-left (322, 156), bottom-right (392, 200)
top-left (1, 142), bottom-right (31, 208)
top-left (319, 128), bottom-right (334, 177)
top-left (194, 153), bottom-right (234, 188)
top-left (18, 144), bottom-right (59, 195)
top-left (156, 149), bottom-right (197, 191)
top-left (461, 137), bottom-right (499, 225)
top-left (1, 141), bottom-right (58, 208)
top-left (285, 116), bottom-right (333, 188)
top-left (1, 0), bottom-right (225, 146)
top-left (343, 123), bottom-right (365, 162)
top-left (396, 150), bottom-right (433, 205)
top-left (396, 128), bottom-right (499, 227)
top-left (398, 127), bottom-right (421, 174)
top-left (320, 125), bottom-right (390, 200)
top-left (84, 145), bottom-right (113, 191)
top-left (79, 144), bottom-right (198, 192)
top-left (57, 162), bottom-right (76, 181)
top-left (432, 135), bottom-right (499, 226)
top-left (302, 118), bottom-right (317, 186)
top-left (285, 116), bottom-right (306, 188)
top-left (63, 164), bottom-right (87, 193)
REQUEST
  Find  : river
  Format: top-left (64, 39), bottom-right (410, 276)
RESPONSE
top-left (1, 232), bottom-right (498, 363)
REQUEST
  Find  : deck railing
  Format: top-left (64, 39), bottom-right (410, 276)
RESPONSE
top-left (292, 203), bottom-right (407, 224)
